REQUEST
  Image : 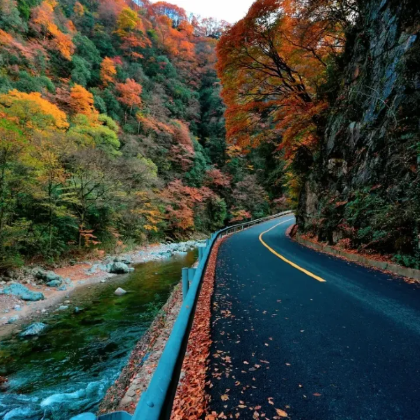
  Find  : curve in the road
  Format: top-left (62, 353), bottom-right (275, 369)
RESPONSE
top-left (207, 215), bottom-right (420, 420)
top-left (259, 219), bottom-right (326, 283)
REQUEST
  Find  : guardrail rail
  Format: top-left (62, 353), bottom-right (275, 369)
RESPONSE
top-left (73, 210), bottom-right (293, 420)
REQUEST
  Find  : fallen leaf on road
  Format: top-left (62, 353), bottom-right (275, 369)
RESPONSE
top-left (275, 408), bottom-right (288, 417)
top-left (221, 394), bottom-right (229, 401)
top-left (313, 393), bottom-right (322, 397)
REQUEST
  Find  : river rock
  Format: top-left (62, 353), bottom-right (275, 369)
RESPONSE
top-left (20, 322), bottom-right (47, 337)
top-left (0, 283), bottom-right (45, 301)
top-left (114, 287), bottom-right (127, 296)
top-left (114, 255), bottom-right (132, 264)
top-left (7, 315), bottom-right (19, 324)
top-left (46, 279), bottom-right (62, 287)
top-left (33, 268), bottom-right (63, 284)
top-left (108, 262), bottom-right (130, 274)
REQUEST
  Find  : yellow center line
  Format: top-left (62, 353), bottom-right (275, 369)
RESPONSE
top-left (259, 218), bottom-right (327, 283)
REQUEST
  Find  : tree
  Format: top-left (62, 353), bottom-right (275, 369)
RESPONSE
top-left (116, 78), bottom-right (142, 120)
top-left (150, 1), bottom-right (187, 28)
top-left (231, 175), bottom-right (269, 219)
top-left (217, 0), bottom-right (333, 158)
top-left (30, 0), bottom-right (74, 59)
top-left (100, 57), bottom-right (117, 87)
top-left (0, 120), bottom-right (28, 258)
top-left (69, 84), bottom-right (97, 116)
top-left (0, 89), bottom-right (69, 130)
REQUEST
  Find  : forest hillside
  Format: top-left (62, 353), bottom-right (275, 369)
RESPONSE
top-left (0, 0), bottom-right (285, 270)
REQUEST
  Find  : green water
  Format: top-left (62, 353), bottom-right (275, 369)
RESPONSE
top-left (0, 250), bottom-right (196, 420)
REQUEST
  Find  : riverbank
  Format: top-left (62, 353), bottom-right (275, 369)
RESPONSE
top-left (0, 248), bottom-right (199, 420)
top-left (0, 240), bottom-right (203, 337)
top-left (98, 281), bottom-right (184, 415)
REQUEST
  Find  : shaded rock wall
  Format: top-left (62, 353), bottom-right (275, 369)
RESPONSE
top-left (298, 0), bottom-right (420, 261)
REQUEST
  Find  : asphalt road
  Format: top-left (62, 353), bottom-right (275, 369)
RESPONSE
top-left (207, 215), bottom-right (420, 420)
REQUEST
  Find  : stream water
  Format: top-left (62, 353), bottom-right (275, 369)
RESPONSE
top-left (0, 250), bottom-right (196, 420)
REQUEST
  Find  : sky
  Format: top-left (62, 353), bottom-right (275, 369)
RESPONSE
top-left (150, 0), bottom-right (255, 23)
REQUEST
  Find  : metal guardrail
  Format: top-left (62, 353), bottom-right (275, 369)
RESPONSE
top-left (73, 211), bottom-right (293, 420)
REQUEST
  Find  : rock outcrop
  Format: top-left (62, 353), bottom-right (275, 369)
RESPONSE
top-left (298, 0), bottom-right (420, 262)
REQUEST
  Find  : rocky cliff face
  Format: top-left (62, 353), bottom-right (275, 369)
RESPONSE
top-left (298, 0), bottom-right (420, 264)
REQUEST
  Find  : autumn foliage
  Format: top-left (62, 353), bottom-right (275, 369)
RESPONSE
top-left (0, 0), bottom-right (240, 268)
top-left (217, 0), bottom-right (341, 159)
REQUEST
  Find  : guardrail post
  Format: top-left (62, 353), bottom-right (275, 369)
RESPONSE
top-left (182, 268), bottom-right (189, 300)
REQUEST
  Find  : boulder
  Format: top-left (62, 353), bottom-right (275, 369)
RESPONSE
top-left (117, 255), bottom-right (132, 264)
top-left (46, 279), bottom-right (62, 288)
top-left (33, 268), bottom-right (63, 284)
top-left (20, 322), bottom-right (47, 337)
top-left (114, 287), bottom-right (127, 296)
top-left (7, 315), bottom-right (19, 324)
top-left (108, 262), bottom-right (130, 274)
top-left (46, 271), bottom-right (61, 282)
top-left (33, 268), bottom-right (48, 280)
top-left (1, 284), bottom-right (45, 301)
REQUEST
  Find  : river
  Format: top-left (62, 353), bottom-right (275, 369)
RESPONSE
top-left (0, 250), bottom-right (197, 420)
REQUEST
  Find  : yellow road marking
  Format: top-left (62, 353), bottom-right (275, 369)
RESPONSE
top-left (259, 218), bottom-right (327, 283)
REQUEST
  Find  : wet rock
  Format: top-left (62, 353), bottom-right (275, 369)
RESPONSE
top-left (20, 322), bottom-right (47, 337)
top-left (108, 262), bottom-right (130, 274)
top-left (114, 287), bottom-right (127, 296)
top-left (58, 305), bottom-right (68, 311)
top-left (0, 283), bottom-right (45, 301)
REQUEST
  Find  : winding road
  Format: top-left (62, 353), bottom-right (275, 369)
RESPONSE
top-left (207, 215), bottom-right (420, 419)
